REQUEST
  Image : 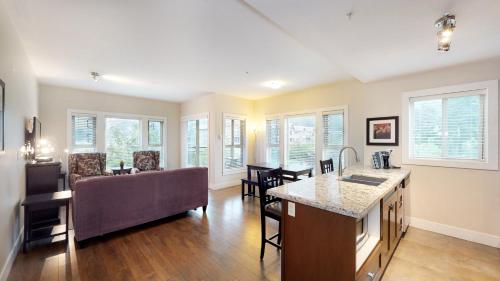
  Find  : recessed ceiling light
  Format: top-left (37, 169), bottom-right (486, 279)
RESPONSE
top-left (262, 80), bottom-right (285, 90)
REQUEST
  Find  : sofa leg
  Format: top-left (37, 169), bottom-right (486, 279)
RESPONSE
top-left (202, 205), bottom-right (207, 212)
top-left (74, 237), bottom-right (87, 249)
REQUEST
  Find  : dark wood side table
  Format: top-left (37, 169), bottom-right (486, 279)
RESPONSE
top-left (111, 167), bottom-right (132, 175)
top-left (59, 171), bottom-right (67, 190)
top-left (26, 162), bottom-right (62, 227)
top-left (22, 191), bottom-right (71, 252)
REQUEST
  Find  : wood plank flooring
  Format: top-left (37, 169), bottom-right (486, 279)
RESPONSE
top-left (8, 186), bottom-right (500, 281)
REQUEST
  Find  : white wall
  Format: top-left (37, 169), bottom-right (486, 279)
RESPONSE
top-left (181, 93), bottom-right (255, 189)
top-left (39, 84), bottom-right (181, 170)
top-left (253, 58), bottom-right (500, 246)
top-left (0, 2), bottom-right (39, 280)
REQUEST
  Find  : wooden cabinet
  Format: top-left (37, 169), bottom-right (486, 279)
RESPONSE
top-left (381, 189), bottom-right (397, 269)
top-left (25, 162), bottom-right (61, 227)
top-left (380, 180), bottom-right (406, 276)
top-left (396, 184), bottom-right (404, 239)
top-left (356, 244), bottom-right (381, 281)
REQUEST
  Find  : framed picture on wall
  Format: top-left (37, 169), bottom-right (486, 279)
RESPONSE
top-left (366, 116), bottom-right (399, 146)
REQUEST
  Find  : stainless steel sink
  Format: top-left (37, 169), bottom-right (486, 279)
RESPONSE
top-left (340, 174), bottom-right (387, 186)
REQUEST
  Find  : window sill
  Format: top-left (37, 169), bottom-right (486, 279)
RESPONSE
top-left (223, 168), bottom-right (246, 176)
top-left (402, 158), bottom-right (498, 171)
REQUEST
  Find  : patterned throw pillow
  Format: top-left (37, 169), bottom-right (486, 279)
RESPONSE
top-left (136, 154), bottom-right (156, 171)
top-left (77, 158), bottom-right (102, 177)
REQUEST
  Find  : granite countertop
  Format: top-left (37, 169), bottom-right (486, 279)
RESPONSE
top-left (267, 166), bottom-right (411, 219)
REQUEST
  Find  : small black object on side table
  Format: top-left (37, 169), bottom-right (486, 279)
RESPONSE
top-left (22, 191), bottom-right (71, 253)
top-left (111, 167), bottom-right (132, 175)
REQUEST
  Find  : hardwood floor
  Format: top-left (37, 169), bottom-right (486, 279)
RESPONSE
top-left (8, 186), bottom-right (500, 281)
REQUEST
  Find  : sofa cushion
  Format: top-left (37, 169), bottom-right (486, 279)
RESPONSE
top-left (77, 158), bottom-right (102, 177)
top-left (135, 154), bottom-right (157, 171)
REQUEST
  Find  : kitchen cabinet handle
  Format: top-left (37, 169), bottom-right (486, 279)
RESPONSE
top-left (367, 272), bottom-right (376, 280)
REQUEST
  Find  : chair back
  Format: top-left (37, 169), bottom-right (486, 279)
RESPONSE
top-left (320, 158), bottom-right (334, 174)
top-left (133, 151), bottom-right (160, 171)
top-left (257, 168), bottom-right (284, 208)
top-left (68, 153), bottom-right (107, 176)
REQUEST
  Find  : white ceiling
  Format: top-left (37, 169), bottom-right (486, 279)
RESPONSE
top-left (4, 0), bottom-right (500, 102)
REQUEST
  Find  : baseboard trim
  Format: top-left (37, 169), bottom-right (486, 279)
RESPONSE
top-left (0, 228), bottom-right (23, 281)
top-left (209, 180), bottom-right (241, 190)
top-left (410, 217), bottom-right (500, 248)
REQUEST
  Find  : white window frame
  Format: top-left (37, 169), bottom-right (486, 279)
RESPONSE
top-left (401, 80), bottom-right (498, 170)
top-left (181, 112), bottom-right (210, 168)
top-left (222, 113), bottom-right (247, 175)
top-left (265, 116), bottom-right (282, 164)
top-left (67, 109), bottom-right (168, 168)
top-left (264, 105), bottom-right (348, 172)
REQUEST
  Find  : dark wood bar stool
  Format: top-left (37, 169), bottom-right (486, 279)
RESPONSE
top-left (320, 158), bottom-right (334, 174)
top-left (257, 167), bottom-right (283, 259)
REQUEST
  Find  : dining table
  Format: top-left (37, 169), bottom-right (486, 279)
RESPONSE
top-left (247, 162), bottom-right (314, 182)
top-left (241, 162), bottom-right (314, 200)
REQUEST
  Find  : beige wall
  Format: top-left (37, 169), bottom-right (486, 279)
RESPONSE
top-left (0, 2), bottom-right (39, 279)
top-left (253, 79), bottom-right (365, 165)
top-left (253, 58), bottom-right (500, 242)
top-left (361, 58), bottom-right (500, 240)
top-left (39, 84), bottom-right (181, 170)
top-left (181, 93), bottom-right (255, 189)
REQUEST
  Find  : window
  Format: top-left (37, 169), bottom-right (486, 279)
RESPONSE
top-left (148, 120), bottom-right (165, 167)
top-left (285, 115), bottom-right (316, 168)
top-left (402, 80), bottom-right (498, 170)
top-left (223, 114), bottom-right (246, 174)
top-left (68, 110), bottom-right (167, 169)
top-left (105, 117), bottom-right (141, 168)
top-left (266, 118), bottom-right (280, 165)
top-left (322, 110), bottom-right (345, 170)
top-left (183, 116), bottom-right (209, 167)
top-left (71, 113), bottom-right (97, 153)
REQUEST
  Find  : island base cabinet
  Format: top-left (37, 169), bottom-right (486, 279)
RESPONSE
top-left (356, 244), bottom-right (381, 281)
top-left (281, 200), bottom-right (357, 281)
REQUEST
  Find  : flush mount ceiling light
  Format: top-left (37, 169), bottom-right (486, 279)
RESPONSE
top-left (435, 13), bottom-right (456, 52)
top-left (262, 80), bottom-right (285, 90)
top-left (90, 71), bottom-right (101, 82)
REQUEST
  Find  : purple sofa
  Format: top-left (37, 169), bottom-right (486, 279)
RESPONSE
top-left (72, 167), bottom-right (208, 242)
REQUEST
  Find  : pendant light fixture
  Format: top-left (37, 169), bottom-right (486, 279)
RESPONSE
top-left (435, 13), bottom-right (456, 52)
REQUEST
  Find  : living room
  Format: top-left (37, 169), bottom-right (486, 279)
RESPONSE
top-left (1, 1), bottom-right (499, 281)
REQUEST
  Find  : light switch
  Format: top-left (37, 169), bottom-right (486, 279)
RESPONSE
top-left (288, 202), bottom-right (295, 217)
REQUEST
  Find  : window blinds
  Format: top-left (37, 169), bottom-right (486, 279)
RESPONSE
top-left (322, 110), bottom-right (344, 170)
top-left (409, 90), bottom-right (486, 161)
top-left (266, 119), bottom-right (280, 164)
top-left (285, 115), bottom-right (315, 167)
top-left (71, 114), bottom-right (97, 153)
top-left (223, 117), bottom-right (246, 172)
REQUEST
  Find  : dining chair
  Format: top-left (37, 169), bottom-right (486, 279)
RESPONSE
top-left (257, 167), bottom-right (284, 259)
top-left (320, 158), bottom-right (334, 174)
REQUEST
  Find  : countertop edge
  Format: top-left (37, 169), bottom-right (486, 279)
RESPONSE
top-left (267, 167), bottom-right (411, 219)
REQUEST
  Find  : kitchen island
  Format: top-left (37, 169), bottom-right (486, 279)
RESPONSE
top-left (267, 166), bottom-right (411, 281)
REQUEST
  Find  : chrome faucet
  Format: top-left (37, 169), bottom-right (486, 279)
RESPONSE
top-left (338, 146), bottom-right (360, 177)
